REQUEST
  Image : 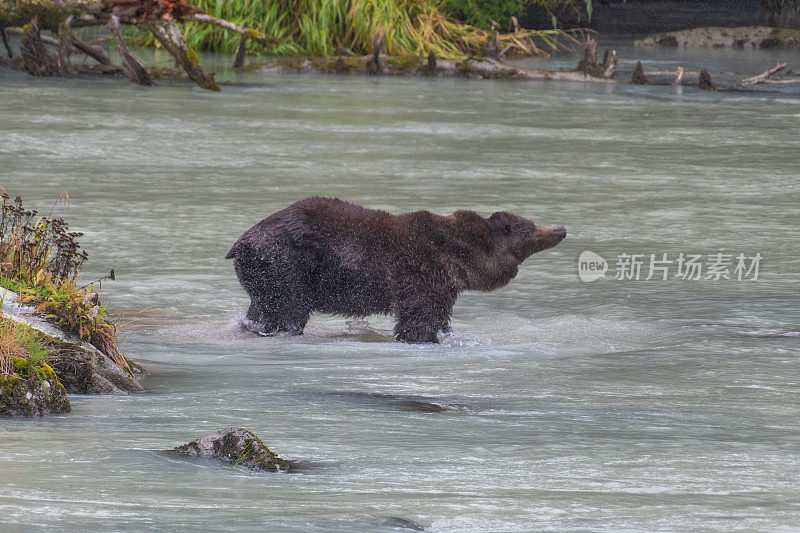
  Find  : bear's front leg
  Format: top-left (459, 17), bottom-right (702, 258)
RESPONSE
top-left (393, 287), bottom-right (457, 344)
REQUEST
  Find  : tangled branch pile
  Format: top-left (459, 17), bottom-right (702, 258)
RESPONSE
top-left (0, 0), bottom-right (274, 90)
top-left (1, 0), bottom-right (579, 90)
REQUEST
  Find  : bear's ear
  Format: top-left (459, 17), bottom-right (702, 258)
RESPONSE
top-left (489, 212), bottom-right (512, 236)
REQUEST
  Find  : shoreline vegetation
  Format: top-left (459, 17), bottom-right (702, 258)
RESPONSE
top-left (1, 2), bottom-right (799, 91)
top-left (124, 0), bottom-right (583, 58)
top-left (0, 191), bottom-right (141, 417)
top-left (0, 0), bottom-right (583, 91)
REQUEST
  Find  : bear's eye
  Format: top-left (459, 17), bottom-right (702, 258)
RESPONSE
top-left (503, 223), bottom-right (511, 235)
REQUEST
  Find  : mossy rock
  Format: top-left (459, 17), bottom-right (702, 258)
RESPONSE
top-left (41, 334), bottom-right (143, 394)
top-left (174, 428), bottom-right (290, 473)
top-left (1, 359), bottom-right (70, 417)
top-left (1, 287), bottom-right (144, 395)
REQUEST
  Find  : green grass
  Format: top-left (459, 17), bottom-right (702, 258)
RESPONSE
top-left (0, 192), bottom-right (131, 375)
top-left (0, 318), bottom-right (48, 377)
top-left (126, 0), bottom-right (581, 59)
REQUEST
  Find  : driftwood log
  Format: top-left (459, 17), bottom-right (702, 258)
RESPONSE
top-left (233, 23), bottom-right (248, 69)
top-left (250, 55), bottom-right (615, 83)
top-left (19, 17), bottom-right (59, 77)
top-left (485, 21), bottom-right (499, 59)
top-left (576, 37), bottom-right (616, 79)
top-left (0, 0), bottom-right (273, 90)
top-left (631, 60), bottom-right (649, 84)
top-left (427, 51), bottom-right (437, 72)
top-left (368, 32), bottom-right (386, 75)
top-left (672, 66), bottom-right (684, 86)
top-left (741, 62), bottom-right (787, 85)
top-left (699, 69), bottom-right (717, 90)
top-left (107, 14), bottom-right (152, 85)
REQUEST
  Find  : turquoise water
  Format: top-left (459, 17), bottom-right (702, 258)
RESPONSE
top-left (1, 43), bottom-right (799, 531)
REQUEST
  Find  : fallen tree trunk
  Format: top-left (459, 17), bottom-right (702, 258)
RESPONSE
top-left (19, 17), bottom-right (59, 77)
top-left (147, 19), bottom-right (219, 91)
top-left (576, 37), bottom-right (616, 79)
top-left (107, 14), bottom-right (152, 85)
top-left (0, 0), bottom-right (202, 31)
top-left (248, 55), bottom-right (614, 83)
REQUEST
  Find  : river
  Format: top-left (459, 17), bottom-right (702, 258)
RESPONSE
top-left (1, 41), bottom-right (799, 531)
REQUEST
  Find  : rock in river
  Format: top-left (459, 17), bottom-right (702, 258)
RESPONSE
top-left (1, 287), bottom-right (143, 395)
top-left (0, 362), bottom-right (70, 417)
top-left (174, 428), bottom-right (290, 472)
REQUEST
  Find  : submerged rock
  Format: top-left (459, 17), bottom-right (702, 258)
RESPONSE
top-left (380, 517), bottom-right (426, 531)
top-left (0, 363), bottom-right (70, 417)
top-left (336, 391), bottom-right (467, 413)
top-left (174, 428), bottom-right (290, 472)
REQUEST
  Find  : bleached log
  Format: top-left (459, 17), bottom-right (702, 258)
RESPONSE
top-left (192, 14), bottom-right (272, 49)
top-left (603, 50), bottom-right (617, 78)
top-left (671, 66), bottom-right (684, 86)
top-left (107, 15), bottom-right (153, 86)
top-left (147, 20), bottom-right (220, 91)
top-left (762, 78), bottom-right (800, 84)
top-left (741, 62), bottom-right (787, 85)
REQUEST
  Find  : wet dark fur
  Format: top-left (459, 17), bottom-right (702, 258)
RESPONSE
top-left (226, 197), bottom-right (566, 343)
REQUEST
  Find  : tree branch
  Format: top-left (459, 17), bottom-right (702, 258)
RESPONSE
top-left (107, 14), bottom-right (153, 86)
top-left (191, 14), bottom-right (273, 49)
top-left (741, 62), bottom-right (787, 86)
top-left (147, 19), bottom-right (219, 91)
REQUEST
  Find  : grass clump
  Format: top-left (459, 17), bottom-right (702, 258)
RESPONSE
top-left (0, 318), bottom-right (47, 377)
top-left (0, 318), bottom-right (70, 417)
top-left (0, 191), bottom-right (131, 375)
top-left (126, 0), bottom-right (578, 59)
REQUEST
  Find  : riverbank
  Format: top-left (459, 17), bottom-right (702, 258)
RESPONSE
top-left (0, 193), bottom-right (142, 416)
top-left (1, 286), bottom-right (143, 416)
top-left (635, 26), bottom-right (800, 50)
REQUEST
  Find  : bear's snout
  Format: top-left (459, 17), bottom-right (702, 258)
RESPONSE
top-left (547, 225), bottom-right (567, 241)
top-left (529, 224), bottom-right (567, 255)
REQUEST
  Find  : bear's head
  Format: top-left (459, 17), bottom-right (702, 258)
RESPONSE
top-left (465, 211), bottom-right (566, 291)
top-left (489, 211), bottom-right (566, 261)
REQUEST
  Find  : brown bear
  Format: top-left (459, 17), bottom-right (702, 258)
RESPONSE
top-left (226, 197), bottom-right (566, 343)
